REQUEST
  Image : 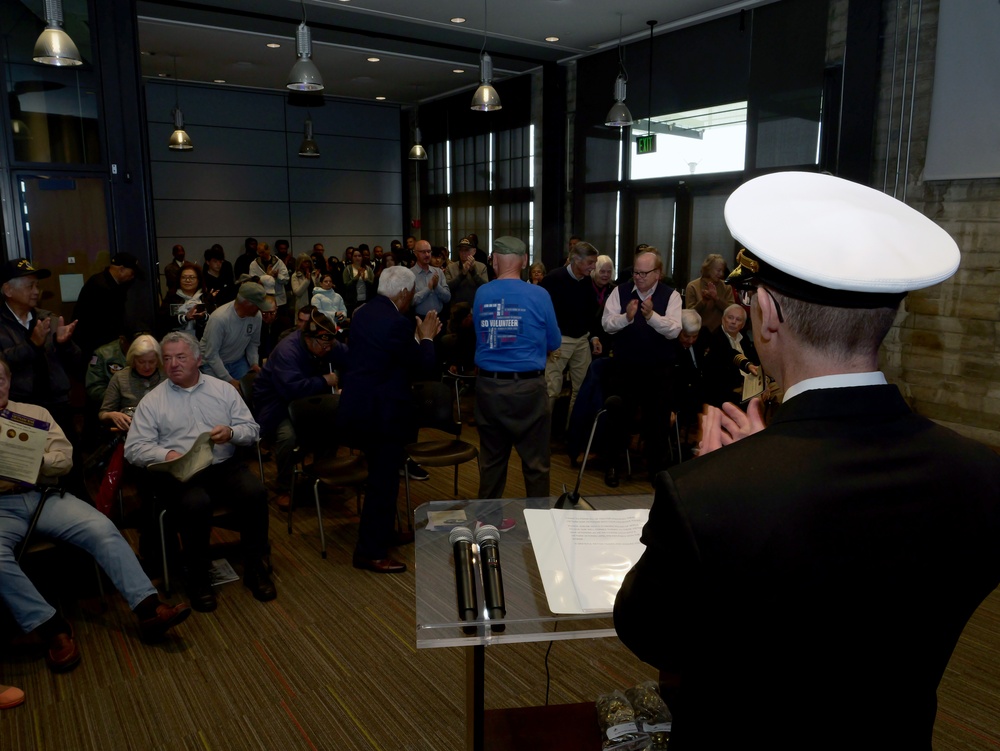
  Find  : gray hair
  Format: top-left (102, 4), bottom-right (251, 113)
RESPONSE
top-left (592, 255), bottom-right (614, 279)
top-left (681, 309), bottom-right (702, 334)
top-left (572, 241), bottom-right (599, 261)
top-left (377, 266), bottom-right (416, 299)
top-left (724, 303), bottom-right (746, 322)
top-left (160, 331), bottom-right (200, 359)
top-left (126, 334), bottom-right (162, 368)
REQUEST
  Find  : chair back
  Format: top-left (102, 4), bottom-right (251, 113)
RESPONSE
top-left (288, 394), bottom-right (342, 456)
top-left (240, 370), bottom-right (259, 415)
top-left (411, 381), bottom-right (461, 438)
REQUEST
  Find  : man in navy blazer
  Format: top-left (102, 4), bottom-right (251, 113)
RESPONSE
top-left (339, 266), bottom-right (440, 573)
top-left (614, 172), bottom-right (1000, 749)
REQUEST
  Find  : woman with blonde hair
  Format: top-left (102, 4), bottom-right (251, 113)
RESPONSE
top-left (98, 335), bottom-right (165, 431)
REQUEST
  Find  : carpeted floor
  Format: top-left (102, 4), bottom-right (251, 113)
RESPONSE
top-left (1, 420), bottom-right (997, 750)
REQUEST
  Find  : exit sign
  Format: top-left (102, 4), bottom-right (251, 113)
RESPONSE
top-left (636, 134), bottom-right (657, 155)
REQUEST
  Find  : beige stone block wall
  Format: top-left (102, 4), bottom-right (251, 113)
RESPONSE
top-left (838, 0), bottom-right (1000, 449)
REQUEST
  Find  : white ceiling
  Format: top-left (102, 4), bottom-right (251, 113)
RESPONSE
top-left (136, 0), bottom-right (774, 105)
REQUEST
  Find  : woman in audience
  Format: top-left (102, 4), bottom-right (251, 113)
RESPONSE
top-left (159, 262), bottom-right (207, 337)
top-left (291, 254), bottom-right (319, 313)
top-left (311, 273), bottom-right (348, 327)
top-left (591, 255), bottom-right (616, 357)
top-left (98, 334), bottom-right (165, 431)
top-left (685, 253), bottom-right (734, 333)
top-left (203, 245), bottom-right (235, 310)
top-left (529, 261), bottom-right (546, 284)
top-left (342, 246), bottom-right (374, 316)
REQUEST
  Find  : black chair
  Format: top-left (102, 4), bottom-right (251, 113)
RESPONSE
top-left (403, 380), bottom-right (479, 530)
top-left (287, 394), bottom-right (367, 558)
top-left (238, 370), bottom-right (266, 482)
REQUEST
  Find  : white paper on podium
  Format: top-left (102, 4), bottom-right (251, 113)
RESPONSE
top-left (525, 508), bottom-right (649, 615)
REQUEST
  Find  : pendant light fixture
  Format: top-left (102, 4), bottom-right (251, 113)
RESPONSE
top-left (298, 114), bottom-right (320, 157)
top-left (167, 56), bottom-right (193, 151)
top-left (605, 15), bottom-right (633, 127)
top-left (470, 0), bottom-right (501, 111)
top-left (287, 1), bottom-right (324, 92)
top-left (409, 88), bottom-right (427, 160)
top-left (33, 0), bottom-right (83, 66)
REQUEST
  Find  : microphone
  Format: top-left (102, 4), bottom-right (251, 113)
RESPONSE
top-left (555, 395), bottom-right (622, 510)
top-left (449, 527), bottom-right (478, 634)
top-left (475, 525), bottom-right (506, 632)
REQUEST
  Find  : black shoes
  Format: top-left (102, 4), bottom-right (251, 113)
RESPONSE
top-left (187, 577), bottom-right (217, 613)
top-left (604, 466), bottom-right (620, 488)
top-left (244, 566), bottom-right (278, 602)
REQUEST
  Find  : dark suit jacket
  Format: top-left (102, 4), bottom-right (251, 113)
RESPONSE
top-left (337, 295), bottom-right (435, 442)
top-left (614, 385), bottom-right (1000, 750)
top-left (703, 325), bottom-right (759, 406)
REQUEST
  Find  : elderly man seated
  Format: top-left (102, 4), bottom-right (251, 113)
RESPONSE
top-left (125, 332), bottom-right (275, 612)
top-left (254, 309), bottom-right (349, 510)
top-left (706, 303), bottom-right (760, 406)
top-left (0, 357), bottom-right (190, 673)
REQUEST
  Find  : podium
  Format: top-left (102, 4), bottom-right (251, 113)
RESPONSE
top-left (414, 495), bottom-right (653, 751)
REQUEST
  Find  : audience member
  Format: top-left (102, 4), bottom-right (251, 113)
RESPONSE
top-left (473, 237), bottom-right (560, 500)
top-left (279, 304), bottom-right (316, 342)
top-left (342, 248), bottom-right (374, 316)
top-left (163, 244), bottom-right (185, 295)
top-left (274, 239), bottom-right (294, 274)
top-left (98, 334), bottom-right (165, 430)
top-left (590, 254), bottom-right (616, 356)
top-left (0, 356), bottom-right (190, 672)
top-left (338, 267), bottom-right (440, 574)
top-left (125, 332), bottom-right (275, 611)
top-left (159, 261), bottom-right (207, 336)
top-left (203, 245), bottom-right (236, 310)
top-left (73, 252), bottom-right (139, 360)
top-left (529, 261), bottom-right (546, 285)
top-left (445, 239), bottom-right (488, 306)
top-left (539, 241), bottom-right (599, 426)
top-left (669, 309), bottom-right (710, 453)
top-left (0, 260), bottom-right (80, 431)
top-left (412, 240), bottom-right (450, 319)
top-left (429, 246), bottom-right (447, 269)
top-left (249, 242), bottom-right (290, 311)
top-left (290, 254), bottom-right (319, 313)
top-left (254, 309), bottom-right (349, 509)
top-left (685, 253), bottom-right (735, 333)
top-left (84, 334), bottom-right (129, 407)
top-left (199, 282), bottom-right (273, 387)
top-left (705, 303), bottom-right (759, 406)
top-left (233, 237), bottom-right (258, 279)
top-left (601, 247), bottom-right (682, 486)
top-left (311, 273), bottom-right (347, 328)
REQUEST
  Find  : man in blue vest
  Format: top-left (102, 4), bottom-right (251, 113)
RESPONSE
top-left (600, 247), bottom-right (682, 486)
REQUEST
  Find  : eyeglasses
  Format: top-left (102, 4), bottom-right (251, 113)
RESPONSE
top-left (633, 269), bottom-right (658, 280)
top-left (736, 285), bottom-right (784, 323)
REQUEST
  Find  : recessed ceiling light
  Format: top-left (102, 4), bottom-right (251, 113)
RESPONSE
top-left (453, 68), bottom-right (465, 74)
top-left (451, 17), bottom-right (466, 24)
top-left (545, 36), bottom-right (559, 42)
top-left (367, 57), bottom-right (380, 62)
top-left (214, 79), bottom-right (226, 83)
top-left (266, 43), bottom-right (281, 49)
top-left (375, 96), bottom-right (386, 101)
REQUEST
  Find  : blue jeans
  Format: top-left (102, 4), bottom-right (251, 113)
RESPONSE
top-left (225, 358), bottom-right (251, 380)
top-left (0, 490), bottom-right (157, 633)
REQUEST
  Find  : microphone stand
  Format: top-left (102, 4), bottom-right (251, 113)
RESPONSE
top-left (555, 396), bottom-right (621, 510)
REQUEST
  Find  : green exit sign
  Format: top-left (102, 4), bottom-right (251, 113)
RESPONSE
top-left (636, 134), bottom-right (657, 155)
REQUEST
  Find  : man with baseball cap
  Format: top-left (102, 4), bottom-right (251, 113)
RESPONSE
top-left (254, 308), bottom-right (349, 510)
top-left (199, 281), bottom-right (274, 388)
top-left (73, 252), bottom-right (141, 360)
top-left (615, 171), bottom-right (1000, 748)
top-left (0, 259), bottom-right (80, 430)
top-left (473, 236), bottom-right (561, 500)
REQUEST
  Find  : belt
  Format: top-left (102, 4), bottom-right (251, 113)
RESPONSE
top-left (479, 369), bottom-right (544, 380)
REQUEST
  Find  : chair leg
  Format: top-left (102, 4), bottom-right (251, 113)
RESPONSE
top-left (404, 464), bottom-right (413, 533)
top-left (159, 508), bottom-right (170, 595)
top-left (256, 442), bottom-right (265, 482)
top-left (288, 468), bottom-right (297, 535)
top-left (314, 480), bottom-right (326, 559)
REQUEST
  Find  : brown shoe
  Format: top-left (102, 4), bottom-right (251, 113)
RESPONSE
top-left (275, 493), bottom-right (291, 511)
top-left (352, 554), bottom-right (407, 574)
top-left (138, 602), bottom-right (192, 642)
top-left (0, 685), bottom-right (25, 710)
top-left (46, 631), bottom-right (81, 673)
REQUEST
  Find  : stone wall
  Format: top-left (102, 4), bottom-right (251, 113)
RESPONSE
top-left (845, 0), bottom-right (1000, 449)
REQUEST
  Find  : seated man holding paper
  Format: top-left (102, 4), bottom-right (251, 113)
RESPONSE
top-left (0, 357), bottom-right (190, 673)
top-left (124, 331), bottom-right (275, 612)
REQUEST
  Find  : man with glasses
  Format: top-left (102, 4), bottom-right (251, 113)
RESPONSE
top-left (254, 309), bottom-right (348, 510)
top-left (600, 247), bottom-right (682, 486)
top-left (615, 171), bottom-right (1000, 748)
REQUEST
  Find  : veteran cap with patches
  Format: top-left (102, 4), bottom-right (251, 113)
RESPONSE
top-left (1, 259), bottom-right (51, 284)
top-left (493, 236), bottom-right (526, 256)
top-left (304, 307), bottom-right (339, 339)
top-left (724, 172), bottom-right (960, 308)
